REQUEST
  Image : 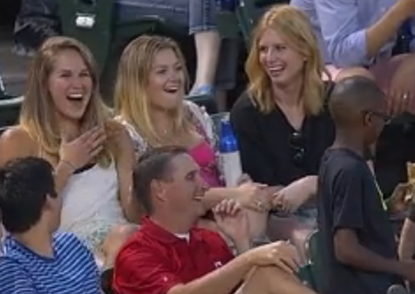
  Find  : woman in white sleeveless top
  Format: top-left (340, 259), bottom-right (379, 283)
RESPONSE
top-left (0, 37), bottom-right (138, 267)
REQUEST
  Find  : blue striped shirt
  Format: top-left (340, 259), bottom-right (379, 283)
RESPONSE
top-left (0, 232), bottom-right (101, 294)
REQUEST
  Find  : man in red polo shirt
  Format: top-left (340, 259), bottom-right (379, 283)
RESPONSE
top-left (113, 146), bottom-right (316, 294)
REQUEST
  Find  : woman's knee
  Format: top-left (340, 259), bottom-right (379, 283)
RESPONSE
top-left (242, 266), bottom-right (302, 294)
top-left (325, 64), bottom-right (374, 82)
top-left (335, 67), bottom-right (374, 82)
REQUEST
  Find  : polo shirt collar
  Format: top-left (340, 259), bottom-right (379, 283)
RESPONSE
top-left (141, 217), bottom-right (203, 244)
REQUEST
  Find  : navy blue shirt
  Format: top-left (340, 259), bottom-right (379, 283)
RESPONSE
top-left (317, 148), bottom-right (400, 294)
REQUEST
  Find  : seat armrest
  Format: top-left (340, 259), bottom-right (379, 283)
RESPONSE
top-left (186, 95), bottom-right (217, 114)
top-left (0, 96), bottom-right (24, 107)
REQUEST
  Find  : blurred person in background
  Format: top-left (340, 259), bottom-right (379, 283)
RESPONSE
top-left (291, 0), bottom-right (415, 116)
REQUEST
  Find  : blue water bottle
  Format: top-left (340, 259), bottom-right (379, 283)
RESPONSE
top-left (219, 0), bottom-right (237, 12)
top-left (219, 115), bottom-right (242, 187)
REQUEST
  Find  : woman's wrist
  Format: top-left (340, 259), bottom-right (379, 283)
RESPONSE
top-left (301, 176), bottom-right (318, 196)
top-left (225, 186), bottom-right (243, 199)
top-left (57, 159), bottom-right (76, 175)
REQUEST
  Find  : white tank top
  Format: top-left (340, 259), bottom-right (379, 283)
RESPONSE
top-left (59, 161), bottom-right (126, 233)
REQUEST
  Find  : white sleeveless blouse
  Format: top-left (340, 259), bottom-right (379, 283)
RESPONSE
top-left (59, 161), bottom-right (127, 251)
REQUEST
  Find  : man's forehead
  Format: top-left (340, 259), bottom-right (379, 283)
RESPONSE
top-left (372, 97), bottom-right (386, 110)
top-left (170, 153), bottom-right (199, 174)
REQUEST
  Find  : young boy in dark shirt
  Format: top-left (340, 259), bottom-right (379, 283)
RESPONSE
top-left (317, 76), bottom-right (415, 294)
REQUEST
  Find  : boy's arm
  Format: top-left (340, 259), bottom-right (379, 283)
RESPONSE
top-left (331, 163), bottom-right (415, 280)
top-left (335, 229), bottom-right (407, 275)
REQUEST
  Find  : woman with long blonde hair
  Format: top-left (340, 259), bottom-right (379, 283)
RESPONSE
top-left (115, 35), bottom-right (272, 241)
top-left (231, 5), bottom-right (334, 233)
top-left (0, 36), bottom-right (137, 267)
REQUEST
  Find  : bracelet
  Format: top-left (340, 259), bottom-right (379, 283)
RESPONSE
top-left (60, 159), bottom-right (76, 172)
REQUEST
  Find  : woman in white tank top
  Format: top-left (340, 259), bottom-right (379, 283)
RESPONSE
top-left (0, 37), bottom-right (139, 267)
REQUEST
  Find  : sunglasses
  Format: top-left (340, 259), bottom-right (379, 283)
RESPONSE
top-left (362, 110), bottom-right (392, 125)
top-left (289, 131), bottom-right (305, 168)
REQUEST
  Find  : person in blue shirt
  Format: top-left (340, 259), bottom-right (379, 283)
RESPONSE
top-left (291, 0), bottom-right (415, 116)
top-left (0, 157), bottom-right (101, 294)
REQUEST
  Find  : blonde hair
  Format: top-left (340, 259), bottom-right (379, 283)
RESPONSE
top-left (114, 35), bottom-right (192, 147)
top-left (246, 5), bottom-right (327, 115)
top-left (20, 36), bottom-right (114, 166)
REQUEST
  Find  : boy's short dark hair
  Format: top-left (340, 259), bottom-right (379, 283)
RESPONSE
top-left (0, 157), bottom-right (57, 233)
top-left (133, 146), bottom-right (188, 215)
top-left (329, 76), bottom-right (385, 128)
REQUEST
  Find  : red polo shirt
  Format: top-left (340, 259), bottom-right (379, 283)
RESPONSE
top-left (112, 218), bottom-right (234, 294)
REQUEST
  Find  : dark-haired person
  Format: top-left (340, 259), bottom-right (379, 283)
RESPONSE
top-left (0, 157), bottom-right (100, 294)
top-left (318, 76), bottom-right (415, 294)
top-left (113, 146), bottom-right (316, 294)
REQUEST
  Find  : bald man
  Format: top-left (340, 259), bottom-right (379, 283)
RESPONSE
top-left (317, 77), bottom-right (415, 294)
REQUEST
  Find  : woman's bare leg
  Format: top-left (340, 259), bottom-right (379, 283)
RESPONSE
top-left (266, 214), bottom-right (314, 263)
top-left (240, 266), bottom-right (316, 294)
top-left (188, 0), bottom-right (221, 96)
top-left (192, 31), bottom-right (221, 92)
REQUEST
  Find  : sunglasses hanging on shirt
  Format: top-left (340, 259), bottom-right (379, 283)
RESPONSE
top-left (289, 131), bottom-right (305, 168)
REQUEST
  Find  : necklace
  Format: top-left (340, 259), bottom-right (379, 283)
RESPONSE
top-left (159, 126), bottom-right (178, 144)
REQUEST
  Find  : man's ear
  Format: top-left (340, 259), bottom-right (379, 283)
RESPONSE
top-left (363, 112), bottom-right (372, 126)
top-left (43, 193), bottom-right (55, 213)
top-left (151, 180), bottom-right (167, 203)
